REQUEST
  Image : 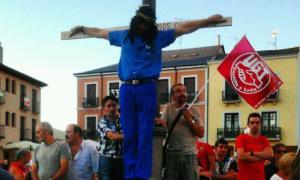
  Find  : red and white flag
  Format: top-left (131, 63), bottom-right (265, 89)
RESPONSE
top-left (217, 36), bottom-right (283, 109)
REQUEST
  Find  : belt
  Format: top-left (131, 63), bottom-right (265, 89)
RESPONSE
top-left (122, 78), bottom-right (157, 85)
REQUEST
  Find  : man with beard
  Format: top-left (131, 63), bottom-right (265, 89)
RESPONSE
top-left (65, 124), bottom-right (99, 180)
top-left (236, 113), bottom-right (273, 180)
top-left (32, 122), bottom-right (71, 180)
top-left (98, 95), bottom-right (124, 180)
top-left (157, 83), bottom-right (204, 180)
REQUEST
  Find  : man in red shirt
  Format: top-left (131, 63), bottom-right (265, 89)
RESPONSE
top-left (236, 112), bottom-right (274, 180)
top-left (196, 141), bottom-right (215, 179)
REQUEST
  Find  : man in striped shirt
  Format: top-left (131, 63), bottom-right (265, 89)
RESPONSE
top-left (98, 95), bottom-right (124, 180)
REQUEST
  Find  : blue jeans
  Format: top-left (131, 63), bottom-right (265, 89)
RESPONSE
top-left (120, 82), bottom-right (157, 180)
top-left (99, 155), bottom-right (124, 180)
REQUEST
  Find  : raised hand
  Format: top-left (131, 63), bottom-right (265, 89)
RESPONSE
top-left (69, 26), bottom-right (84, 37)
top-left (208, 14), bottom-right (225, 24)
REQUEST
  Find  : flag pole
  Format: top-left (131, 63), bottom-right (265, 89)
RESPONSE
top-left (188, 56), bottom-right (219, 109)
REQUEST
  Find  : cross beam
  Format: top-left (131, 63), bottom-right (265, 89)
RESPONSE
top-left (61, 17), bottom-right (232, 40)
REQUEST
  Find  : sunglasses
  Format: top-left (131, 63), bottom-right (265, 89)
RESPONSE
top-left (276, 150), bottom-right (287, 154)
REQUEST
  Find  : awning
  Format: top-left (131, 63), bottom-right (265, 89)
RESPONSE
top-left (2, 141), bottom-right (39, 150)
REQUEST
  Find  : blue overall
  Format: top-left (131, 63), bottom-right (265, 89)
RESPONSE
top-left (109, 29), bottom-right (175, 179)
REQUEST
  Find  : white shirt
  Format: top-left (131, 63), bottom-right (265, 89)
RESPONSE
top-left (270, 173), bottom-right (283, 180)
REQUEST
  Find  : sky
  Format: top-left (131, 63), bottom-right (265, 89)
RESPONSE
top-left (0, 0), bottom-right (299, 130)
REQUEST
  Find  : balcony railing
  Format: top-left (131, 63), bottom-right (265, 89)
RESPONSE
top-left (20, 128), bottom-right (31, 141)
top-left (222, 90), bottom-right (241, 103)
top-left (0, 125), bottom-right (5, 138)
top-left (20, 96), bottom-right (30, 111)
top-left (0, 89), bottom-right (5, 104)
top-left (32, 101), bottom-right (40, 114)
top-left (157, 93), bottom-right (169, 104)
top-left (217, 128), bottom-right (245, 139)
top-left (261, 126), bottom-right (281, 139)
top-left (83, 129), bottom-right (98, 140)
top-left (82, 97), bottom-right (99, 108)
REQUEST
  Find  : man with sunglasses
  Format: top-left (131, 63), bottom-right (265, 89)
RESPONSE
top-left (264, 143), bottom-right (287, 180)
top-left (236, 112), bottom-right (274, 180)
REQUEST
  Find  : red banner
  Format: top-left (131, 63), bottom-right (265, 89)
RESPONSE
top-left (217, 36), bottom-right (283, 109)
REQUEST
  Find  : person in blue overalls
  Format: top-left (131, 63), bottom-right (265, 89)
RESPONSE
top-left (70, 6), bottom-right (224, 180)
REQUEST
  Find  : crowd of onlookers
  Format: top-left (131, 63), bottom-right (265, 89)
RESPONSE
top-left (0, 84), bottom-right (300, 180)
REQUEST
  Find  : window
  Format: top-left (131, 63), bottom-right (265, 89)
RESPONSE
top-left (224, 113), bottom-right (239, 130)
top-left (5, 78), bottom-right (10, 92)
top-left (32, 89), bottom-right (39, 113)
top-left (157, 79), bottom-right (169, 104)
top-left (83, 83), bottom-right (98, 108)
top-left (222, 81), bottom-right (240, 102)
top-left (85, 116), bottom-right (97, 139)
top-left (11, 113), bottom-right (16, 127)
top-left (20, 84), bottom-right (26, 97)
top-left (262, 111), bottom-right (277, 128)
top-left (11, 80), bottom-right (16, 94)
top-left (183, 76), bottom-right (197, 103)
top-left (108, 82), bottom-right (120, 98)
top-left (5, 111), bottom-right (10, 126)
top-left (223, 113), bottom-right (240, 138)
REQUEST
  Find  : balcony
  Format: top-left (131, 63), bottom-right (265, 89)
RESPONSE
top-left (265, 90), bottom-right (279, 102)
top-left (0, 125), bottom-right (5, 138)
top-left (261, 126), bottom-right (281, 139)
top-left (222, 90), bottom-right (241, 103)
top-left (157, 93), bottom-right (169, 104)
top-left (217, 128), bottom-right (245, 139)
top-left (0, 89), bottom-right (5, 104)
top-left (20, 128), bottom-right (31, 141)
top-left (20, 96), bottom-right (30, 111)
top-left (83, 129), bottom-right (98, 140)
top-left (32, 101), bottom-right (40, 114)
top-left (82, 97), bottom-right (99, 108)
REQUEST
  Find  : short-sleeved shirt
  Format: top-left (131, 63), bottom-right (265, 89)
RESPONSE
top-left (236, 134), bottom-right (271, 180)
top-left (32, 139), bottom-right (71, 180)
top-left (196, 141), bottom-right (215, 171)
top-left (214, 156), bottom-right (238, 175)
top-left (108, 29), bottom-right (175, 81)
top-left (161, 103), bottom-right (203, 155)
top-left (98, 116), bottom-right (123, 158)
top-left (68, 140), bottom-right (99, 180)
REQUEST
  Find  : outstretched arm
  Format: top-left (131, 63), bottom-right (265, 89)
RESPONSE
top-left (69, 26), bottom-right (109, 39)
top-left (175, 14), bottom-right (225, 38)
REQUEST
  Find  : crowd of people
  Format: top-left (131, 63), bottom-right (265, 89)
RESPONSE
top-left (1, 84), bottom-right (300, 180)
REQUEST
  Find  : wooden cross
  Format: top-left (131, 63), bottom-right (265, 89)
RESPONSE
top-left (61, 1), bottom-right (232, 40)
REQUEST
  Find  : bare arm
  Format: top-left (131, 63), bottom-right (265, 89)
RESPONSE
top-left (183, 110), bottom-right (204, 138)
top-left (31, 163), bottom-right (39, 180)
top-left (253, 147), bottom-right (274, 160)
top-left (175, 14), bottom-right (225, 38)
top-left (51, 159), bottom-right (69, 180)
top-left (69, 26), bottom-right (109, 39)
top-left (237, 148), bottom-right (263, 162)
top-left (9, 167), bottom-right (24, 180)
top-left (212, 172), bottom-right (237, 180)
top-left (106, 131), bottom-right (123, 141)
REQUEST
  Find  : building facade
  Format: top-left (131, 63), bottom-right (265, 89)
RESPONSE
top-left (74, 45), bottom-right (225, 140)
top-left (0, 63), bottom-right (47, 161)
